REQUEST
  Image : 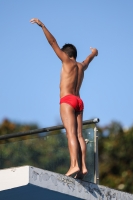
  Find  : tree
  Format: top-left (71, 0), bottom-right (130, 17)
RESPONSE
top-left (0, 119), bottom-right (69, 174)
top-left (98, 121), bottom-right (133, 193)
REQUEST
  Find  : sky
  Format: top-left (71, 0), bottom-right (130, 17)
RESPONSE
top-left (0, 1), bottom-right (133, 129)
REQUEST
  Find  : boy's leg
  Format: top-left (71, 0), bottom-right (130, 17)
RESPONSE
top-left (60, 103), bottom-right (80, 176)
top-left (76, 111), bottom-right (88, 176)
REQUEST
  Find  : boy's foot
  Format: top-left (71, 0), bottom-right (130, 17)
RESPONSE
top-left (74, 170), bottom-right (88, 180)
top-left (65, 166), bottom-right (80, 177)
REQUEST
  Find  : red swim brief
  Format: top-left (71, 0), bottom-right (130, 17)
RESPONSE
top-left (60, 94), bottom-right (84, 112)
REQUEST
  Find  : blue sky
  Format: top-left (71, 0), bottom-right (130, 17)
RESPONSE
top-left (0, 1), bottom-right (133, 128)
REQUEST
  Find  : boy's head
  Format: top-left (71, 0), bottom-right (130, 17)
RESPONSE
top-left (61, 43), bottom-right (77, 59)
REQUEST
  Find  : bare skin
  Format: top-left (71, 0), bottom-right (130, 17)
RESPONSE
top-left (30, 18), bottom-right (98, 178)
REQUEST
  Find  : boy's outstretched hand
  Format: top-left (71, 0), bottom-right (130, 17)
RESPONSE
top-left (30, 18), bottom-right (43, 27)
top-left (90, 47), bottom-right (98, 56)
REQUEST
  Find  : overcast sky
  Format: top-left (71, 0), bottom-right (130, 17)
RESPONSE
top-left (0, 1), bottom-right (133, 128)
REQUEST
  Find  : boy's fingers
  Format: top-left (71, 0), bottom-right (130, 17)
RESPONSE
top-left (30, 18), bottom-right (36, 23)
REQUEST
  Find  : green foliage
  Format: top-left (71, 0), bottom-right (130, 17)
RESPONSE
top-left (98, 121), bottom-right (133, 193)
top-left (0, 119), bottom-right (69, 174)
top-left (0, 119), bottom-right (38, 136)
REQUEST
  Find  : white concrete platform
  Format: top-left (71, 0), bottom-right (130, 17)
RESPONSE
top-left (0, 166), bottom-right (133, 200)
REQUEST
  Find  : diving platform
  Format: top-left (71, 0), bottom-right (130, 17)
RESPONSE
top-left (0, 166), bottom-right (133, 200)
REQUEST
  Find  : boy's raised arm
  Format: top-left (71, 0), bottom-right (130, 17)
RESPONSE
top-left (82, 47), bottom-right (98, 70)
top-left (30, 18), bottom-right (68, 62)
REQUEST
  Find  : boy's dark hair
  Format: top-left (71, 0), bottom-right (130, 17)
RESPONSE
top-left (61, 43), bottom-right (77, 59)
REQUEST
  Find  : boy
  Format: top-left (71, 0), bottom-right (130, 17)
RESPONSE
top-left (30, 18), bottom-right (98, 178)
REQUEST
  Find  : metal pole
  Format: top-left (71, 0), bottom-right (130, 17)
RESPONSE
top-left (94, 125), bottom-right (99, 184)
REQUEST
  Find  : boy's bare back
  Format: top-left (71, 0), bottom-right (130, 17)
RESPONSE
top-left (60, 59), bottom-right (78, 98)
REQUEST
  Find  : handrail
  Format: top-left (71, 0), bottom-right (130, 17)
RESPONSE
top-left (0, 118), bottom-right (99, 140)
